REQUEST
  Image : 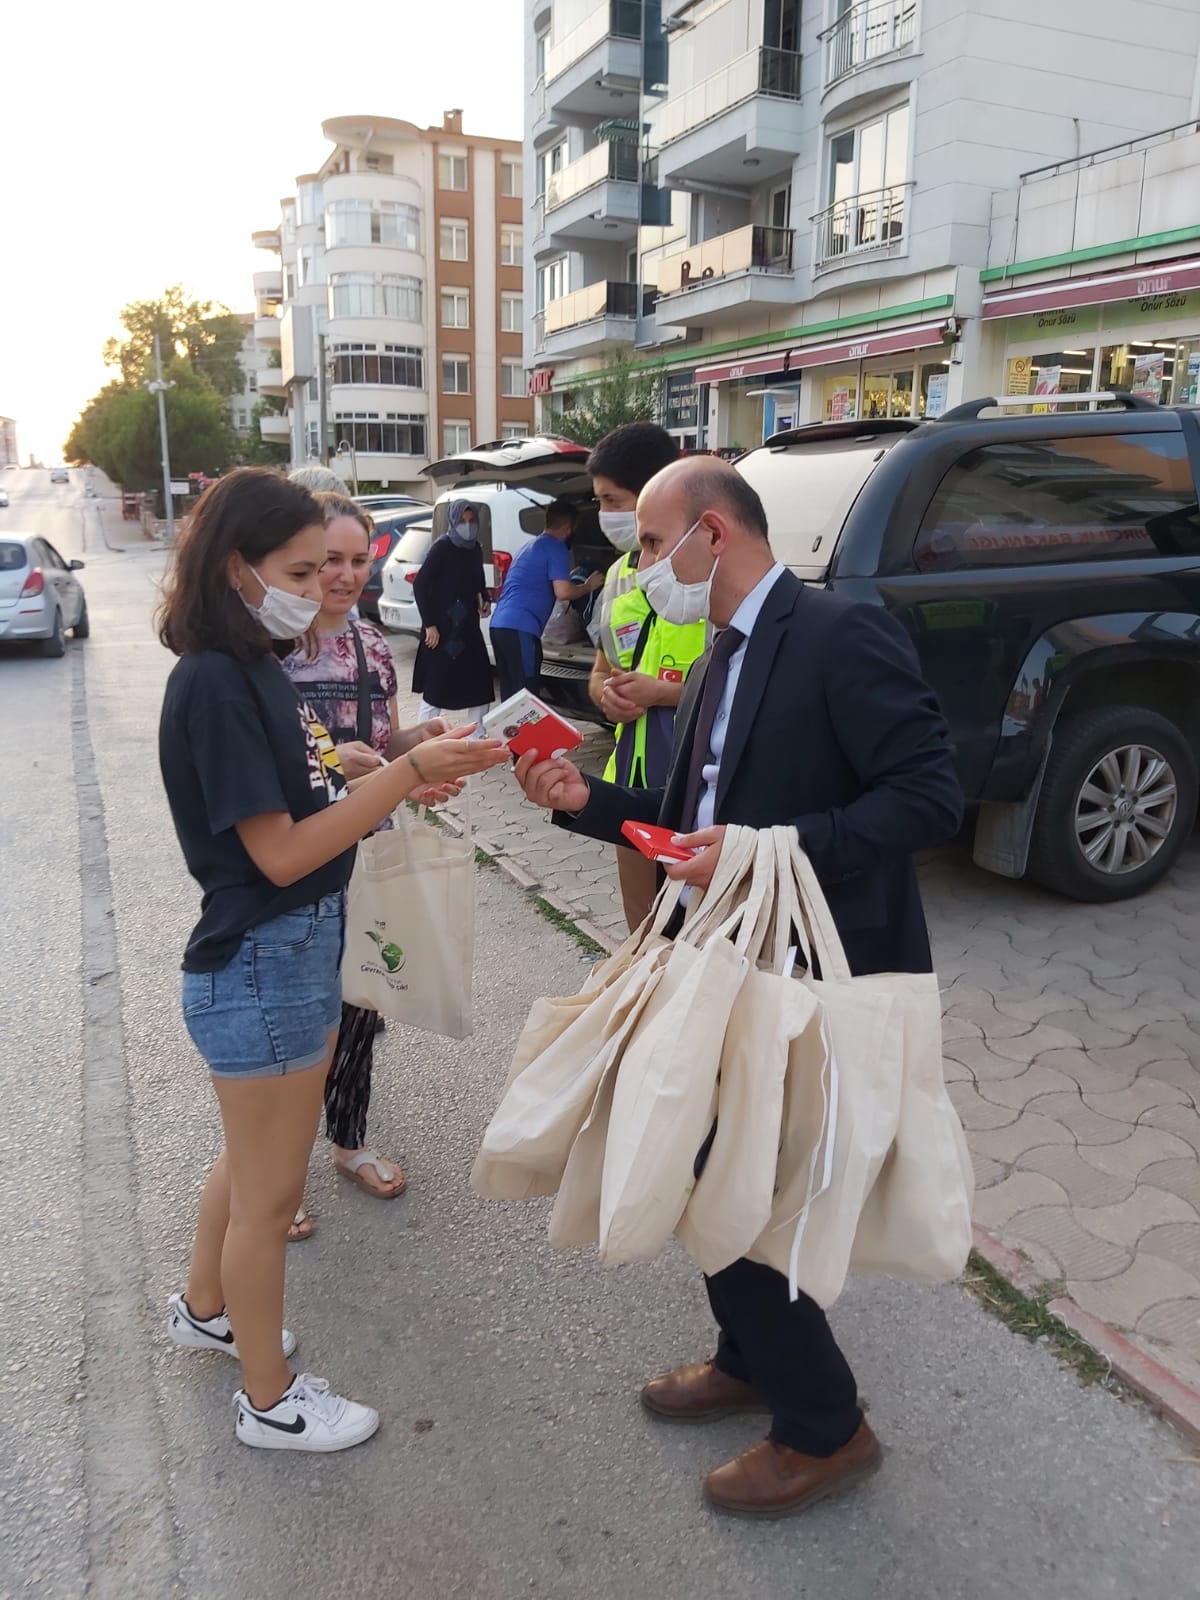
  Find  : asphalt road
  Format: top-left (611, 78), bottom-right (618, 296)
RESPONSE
top-left (1, 469), bottom-right (1197, 1600)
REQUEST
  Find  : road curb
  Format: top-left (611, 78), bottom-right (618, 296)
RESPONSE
top-left (466, 816), bottom-right (1200, 1449)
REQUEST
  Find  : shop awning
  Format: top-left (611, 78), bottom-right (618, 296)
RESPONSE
top-left (695, 349), bottom-right (795, 384)
top-left (982, 256), bottom-right (1200, 319)
top-left (789, 321), bottom-right (948, 369)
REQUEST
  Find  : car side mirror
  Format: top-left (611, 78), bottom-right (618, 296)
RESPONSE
top-left (69, 559), bottom-right (85, 571)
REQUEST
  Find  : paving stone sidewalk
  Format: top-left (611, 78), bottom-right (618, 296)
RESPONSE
top-left (394, 640), bottom-right (1200, 1413)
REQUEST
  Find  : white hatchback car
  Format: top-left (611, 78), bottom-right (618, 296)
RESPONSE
top-left (0, 533), bottom-right (89, 656)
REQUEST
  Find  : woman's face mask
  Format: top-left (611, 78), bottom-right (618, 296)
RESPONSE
top-left (636, 520), bottom-right (718, 626)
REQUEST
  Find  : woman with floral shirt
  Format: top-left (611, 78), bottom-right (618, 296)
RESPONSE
top-left (283, 493), bottom-right (445, 1234)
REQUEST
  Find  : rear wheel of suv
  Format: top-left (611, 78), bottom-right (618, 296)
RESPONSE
top-left (1028, 706), bottom-right (1197, 901)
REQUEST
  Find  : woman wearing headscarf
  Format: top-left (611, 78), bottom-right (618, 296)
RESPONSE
top-left (411, 499), bottom-right (494, 732)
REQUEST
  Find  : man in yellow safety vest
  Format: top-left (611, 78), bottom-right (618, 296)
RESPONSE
top-left (587, 423), bottom-right (709, 930)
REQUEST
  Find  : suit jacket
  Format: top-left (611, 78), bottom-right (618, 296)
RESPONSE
top-left (557, 569), bottom-right (963, 976)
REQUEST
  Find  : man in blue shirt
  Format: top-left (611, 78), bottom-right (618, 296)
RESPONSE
top-left (489, 499), bottom-right (603, 700)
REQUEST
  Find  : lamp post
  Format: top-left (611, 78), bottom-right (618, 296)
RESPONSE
top-left (145, 334), bottom-right (177, 540)
top-left (335, 438), bottom-right (358, 496)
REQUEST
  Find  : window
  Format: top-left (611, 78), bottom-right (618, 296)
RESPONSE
top-left (329, 273), bottom-right (422, 321)
top-left (236, 410), bottom-right (248, 429)
top-left (535, 30), bottom-right (547, 79)
top-left (537, 257), bottom-right (568, 310)
top-left (441, 288), bottom-right (470, 329)
top-left (334, 411), bottom-right (427, 456)
top-left (538, 141), bottom-right (566, 198)
top-left (285, 268), bottom-right (297, 300)
top-left (501, 158), bottom-right (523, 199)
top-left (298, 182), bottom-right (323, 225)
top-left (439, 153), bottom-right (468, 191)
top-left (247, 373), bottom-right (258, 393)
top-left (502, 422), bottom-right (528, 441)
top-left (305, 420), bottom-right (321, 458)
top-left (439, 220), bottom-right (469, 261)
top-left (298, 245), bottom-right (322, 285)
top-left (825, 104), bottom-right (910, 257)
top-left (307, 377), bottom-right (319, 403)
top-left (769, 183), bottom-right (792, 230)
top-left (331, 342), bottom-right (424, 387)
top-left (442, 355), bottom-right (471, 395)
top-left (500, 226), bottom-right (523, 266)
top-left (912, 434), bottom-right (1200, 573)
top-left (501, 358), bottom-right (525, 398)
top-left (443, 420), bottom-right (472, 454)
top-left (325, 200), bottom-right (420, 251)
top-left (763, 0), bottom-right (801, 52)
top-left (500, 292), bottom-right (523, 334)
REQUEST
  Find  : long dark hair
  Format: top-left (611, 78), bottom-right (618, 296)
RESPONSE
top-left (157, 468), bottom-right (322, 660)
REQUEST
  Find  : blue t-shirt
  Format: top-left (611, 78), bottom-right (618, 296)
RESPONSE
top-left (490, 534), bottom-right (571, 637)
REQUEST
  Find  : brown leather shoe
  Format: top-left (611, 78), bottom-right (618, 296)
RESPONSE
top-left (703, 1421), bottom-right (882, 1517)
top-left (640, 1360), bottom-right (768, 1423)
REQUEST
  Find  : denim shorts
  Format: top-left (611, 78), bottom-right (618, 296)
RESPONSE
top-left (182, 893), bottom-right (346, 1078)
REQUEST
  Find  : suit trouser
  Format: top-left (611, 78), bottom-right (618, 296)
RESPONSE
top-left (705, 1257), bottom-right (861, 1457)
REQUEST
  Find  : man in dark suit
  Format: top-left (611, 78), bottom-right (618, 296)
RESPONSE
top-left (516, 457), bottom-right (963, 1518)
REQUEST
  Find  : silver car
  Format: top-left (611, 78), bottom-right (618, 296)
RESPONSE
top-left (0, 534), bottom-right (88, 656)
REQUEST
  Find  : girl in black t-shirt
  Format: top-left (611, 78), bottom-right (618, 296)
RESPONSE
top-left (157, 469), bottom-right (507, 1453)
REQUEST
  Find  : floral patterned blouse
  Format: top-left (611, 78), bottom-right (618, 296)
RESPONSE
top-left (283, 620), bottom-right (399, 756)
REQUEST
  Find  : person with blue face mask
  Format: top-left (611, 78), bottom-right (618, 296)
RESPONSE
top-left (515, 455), bottom-right (963, 1521)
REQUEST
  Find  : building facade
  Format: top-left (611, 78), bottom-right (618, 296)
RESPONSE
top-left (525, 0), bottom-right (1200, 449)
top-left (0, 417), bottom-right (17, 468)
top-left (252, 112), bottom-right (534, 494)
top-left (228, 314), bottom-right (274, 444)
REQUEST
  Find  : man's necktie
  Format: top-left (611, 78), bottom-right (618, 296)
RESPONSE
top-left (680, 626), bottom-right (745, 832)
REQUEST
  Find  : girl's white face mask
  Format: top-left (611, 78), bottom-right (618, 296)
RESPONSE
top-left (636, 520), bottom-right (718, 626)
top-left (240, 565), bottom-right (322, 640)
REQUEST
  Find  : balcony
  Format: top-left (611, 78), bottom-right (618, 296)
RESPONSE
top-left (254, 315), bottom-right (282, 345)
top-left (253, 270), bottom-right (283, 299)
top-left (656, 48), bottom-right (803, 187)
top-left (544, 142), bottom-right (641, 243)
top-left (251, 227), bottom-right (281, 253)
top-left (258, 367), bottom-right (288, 397)
top-left (258, 413), bottom-right (292, 443)
top-left (813, 183), bottom-right (912, 271)
top-left (821, 0), bottom-right (916, 92)
top-left (655, 226), bottom-right (796, 325)
top-left (536, 281), bottom-right (639, 359)
top-left (544, 0), bottom-right (642, 122)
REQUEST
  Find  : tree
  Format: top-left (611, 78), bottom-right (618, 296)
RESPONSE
top-left (239, 399), bottom-right (291, 467)
top-left (65, 360), bottom-right (233, 490)
top-left (554, 356), bottom-right (663, 448)
top-left (102, 285), bottom-right (246, 395)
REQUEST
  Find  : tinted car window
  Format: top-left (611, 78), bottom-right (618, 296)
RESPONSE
top-left (40, 540), bottom-right (68, 570)
top-left (0, 542), bottom-right (27, 571)
top-left (914, 432), bottom-right (1200, 571)
top-left (394, 525), bottom-right (433, 563)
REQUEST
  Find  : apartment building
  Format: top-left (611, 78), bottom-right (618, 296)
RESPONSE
top-left (251, 111), bottom-right (533, 494)
top-left (526, 0), bottom-right (1200, 450)
top-left (227, 314), bottom-right (274, 442)
top-left (0, 416), bottom-right (17, 468)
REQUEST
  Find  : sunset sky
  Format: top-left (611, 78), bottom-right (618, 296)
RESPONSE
top-left (0, 0), bottom-right (524, 462)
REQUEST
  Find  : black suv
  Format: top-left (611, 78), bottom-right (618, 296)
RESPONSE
top-left (736, 395), bottom-right (1200, 902)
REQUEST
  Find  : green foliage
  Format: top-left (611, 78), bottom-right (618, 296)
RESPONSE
top-left (237, 397), bottom-right (291, 468)
top-left (554, 357), bottom-right (663, 448)
top-left (102, 285), bottom-right (246, 395)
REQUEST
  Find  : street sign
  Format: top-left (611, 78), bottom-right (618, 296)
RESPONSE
top-left (169, 480), bottom-right (189, 495)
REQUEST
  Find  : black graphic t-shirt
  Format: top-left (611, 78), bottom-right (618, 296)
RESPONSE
top-left (159, 650), bottom-right (356, 972)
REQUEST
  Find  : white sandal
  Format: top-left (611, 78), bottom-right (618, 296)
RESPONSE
top-left (288, 1205), bottom-right (315, 1243)
top-left (334, 1150), bottom-right (408, 1198)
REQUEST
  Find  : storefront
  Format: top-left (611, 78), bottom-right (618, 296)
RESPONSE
top-left (662, 370), bottom-right (709, 452)
top-left (693, 351), bottom-right (800, 452)
top-left (788, 321), bottom-right (954, 424)
top-left (982, 257), bottom-right (1200, 408)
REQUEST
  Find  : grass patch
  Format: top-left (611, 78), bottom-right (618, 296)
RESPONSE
top-left (531, 895), bottom-right (608, 959)
top-left (964, 1250), bottom-right (1126, 1393)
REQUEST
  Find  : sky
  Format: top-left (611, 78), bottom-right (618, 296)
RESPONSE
top-left (0, 0), bottom-right (525, 463)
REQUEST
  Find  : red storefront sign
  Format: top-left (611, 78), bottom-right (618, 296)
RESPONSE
top-left (983, 257), bottom-right (1200, 319)
top-left (695, 350), bottom-right (794, 385)
top-left (528, 368), bottom-right (554, 395)
top-left (788, 321), bottom-right (947, 369)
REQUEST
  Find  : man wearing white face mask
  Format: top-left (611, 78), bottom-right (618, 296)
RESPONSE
top-left (586, 424), bottom-right (708, 931)
top-left (516, 456), bottom-right (963, 1521)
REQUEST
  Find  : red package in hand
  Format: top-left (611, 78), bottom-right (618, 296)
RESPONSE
top-left (483, 690), bottom-right (583, 763)
top-left (621, 821), bottom-right (697, 863)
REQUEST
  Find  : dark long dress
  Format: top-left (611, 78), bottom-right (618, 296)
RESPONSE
top-left (412, 537), bottom-right (494, 709)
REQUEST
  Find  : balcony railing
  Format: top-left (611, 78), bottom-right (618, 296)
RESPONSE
top-left (545, 0), bottom-right (641, 84)
top-left (658, 47), bottom-right (802, 147)
top-left (544, 281), bottom-right (639, 336)
top-left (546, 142), bottom-right (640, 211)
top-left (822, 1), bottom-right (916, 90)
top-left (657, 225), bottom-right (795, 295)
top-left (813, 182), bottom-right (912, 267)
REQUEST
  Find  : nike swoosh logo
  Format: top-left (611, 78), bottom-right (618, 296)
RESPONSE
top-left (245, 1408), bottom-right (307, 1435)
top-left (177, 1306), bottom-right (234, 1345)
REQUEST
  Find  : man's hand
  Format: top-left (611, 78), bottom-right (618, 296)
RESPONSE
top-left (479, 597), bottom-right (491, 617)
top-left (424, 625), bottom-right (440, 649)
top-left (514, 751), bottom-right (590, 813)
top-left (335, 740), bottom-right (385, 780)
top-left (663, 825), bottom-right (727, 891)
top-left (606, 669), bottom-right (666, 712)
top-left (600, 679), bottom-right (643, 724)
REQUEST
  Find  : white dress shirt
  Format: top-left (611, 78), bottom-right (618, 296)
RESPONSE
top-left (692, 562), bottom-right (786, 833)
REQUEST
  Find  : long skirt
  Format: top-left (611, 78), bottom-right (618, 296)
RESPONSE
top-left (324, 1003), bottom-right (376, 1149)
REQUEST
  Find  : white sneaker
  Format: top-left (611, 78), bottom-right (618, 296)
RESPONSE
top-left (167, 1293), bottom-right (297, 1360)
top-left (234, 1373), bottom-right (380, 1453)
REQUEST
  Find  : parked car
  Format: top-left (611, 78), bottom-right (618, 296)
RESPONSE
top-left (354, 493), bottom-right (425, 515)
top-left (416, 439), bottom-right (617, 718)
top-left (0, 534), bottom-right (88, 656)
top-left (734, 393), bottom-right (1200, 901)
top-left (0, 488), bottom-right (8, 508)
top-left (358, 507), bottom-right (431, 620)
top-left (377, 520), bottom-right (434, 638)
top-left (49, 467), bottom-right (69, 484)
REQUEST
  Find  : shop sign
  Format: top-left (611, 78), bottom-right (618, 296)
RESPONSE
top-left (664, 371), bottom-right (699, 429)
top-left (792, 321), bottom-right (946, 370)
top-left (830, 385), bottom-right (853, 422)
top-left (925, 372), bottom-right (950, 417)
top-left (1132, 350), bottom-right (1165, 402)
top-left (983, 257), bottom-right (1200, 319)
top-left (528, 369), bottom-right (554, 395)
top-left (1005, 355), bottom-right (1033, 395)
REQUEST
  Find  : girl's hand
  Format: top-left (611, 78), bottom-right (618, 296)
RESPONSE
top-left (405, 725), bottom-right (508, 786)
top-left (424, 626), bottom-right (441, 649)
top-left (412, 777), bottom-right (466, 806)
top-left (390, 720), bottom-right (447, 756)
top-left (336, 739), bottom-right (385, 780)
